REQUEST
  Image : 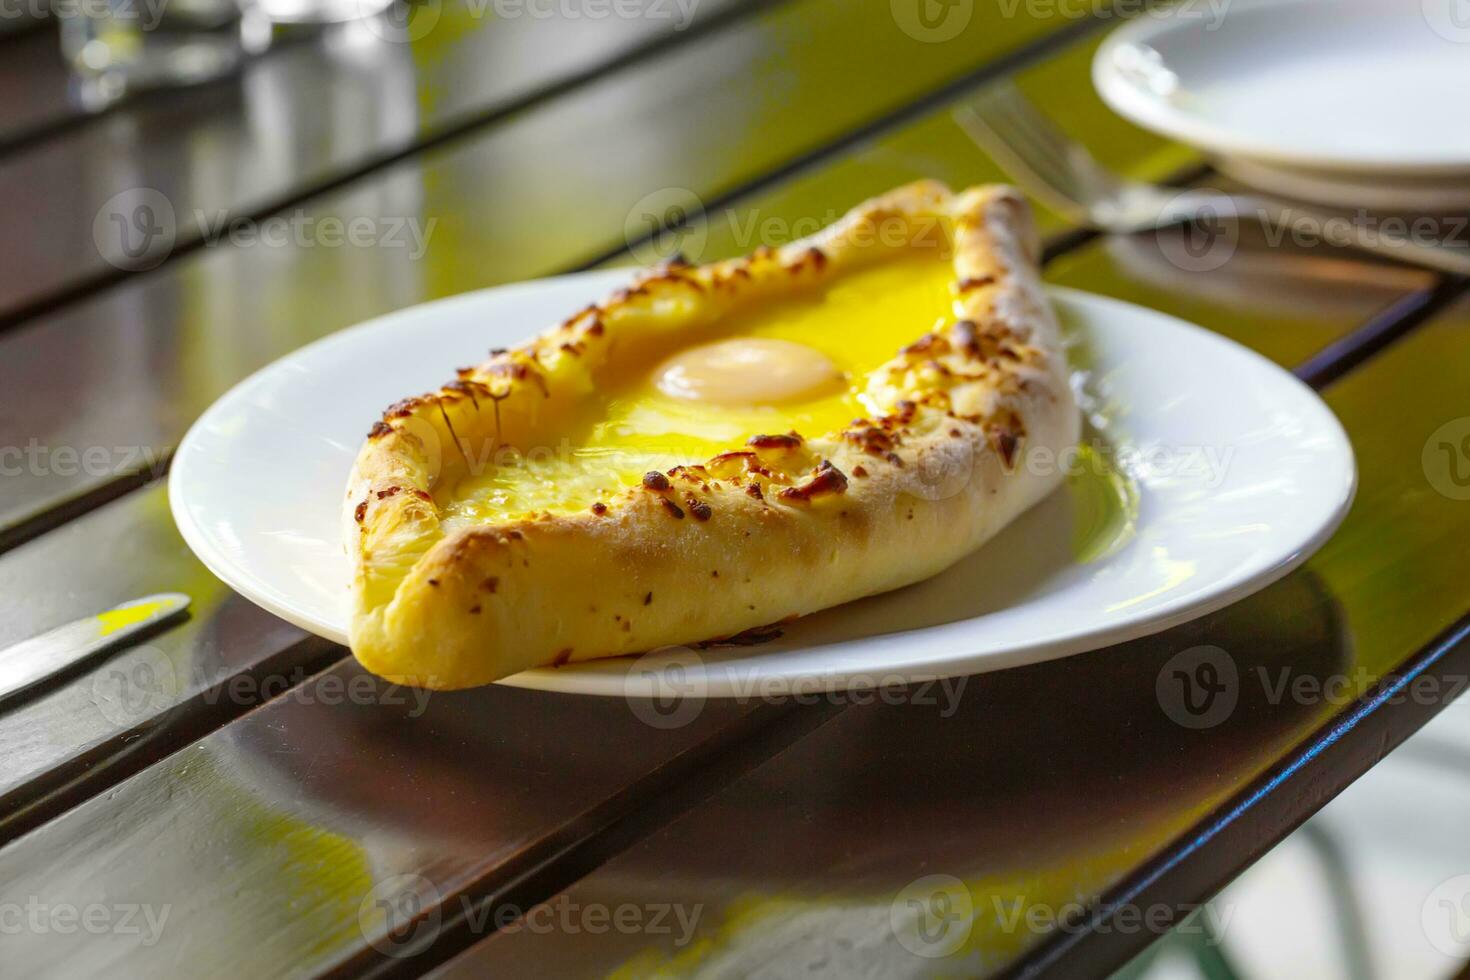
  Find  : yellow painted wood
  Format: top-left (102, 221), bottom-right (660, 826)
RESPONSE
top-left (682, 32), bottom-right (1190, 262)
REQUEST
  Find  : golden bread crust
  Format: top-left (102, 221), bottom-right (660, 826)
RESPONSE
top-left (345, 181), bottom-right (1079, 688)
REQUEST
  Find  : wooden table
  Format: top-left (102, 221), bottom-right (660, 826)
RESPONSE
top-left (1, 3), bottom-right (1468, 976)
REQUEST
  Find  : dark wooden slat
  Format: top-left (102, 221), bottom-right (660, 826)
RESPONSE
top-left (1294, 275), bottom-right (1467, 389)
top-left (0, 3), bottom-right (1120, 851)
top-left (0, 0), bottom-right (759, 329)
top-left (0, 657), bottom-right (782, 978)
top-left (1005, 289), bottom-right (1470, 976)
top-left (2, 19), bottom-right (1446, 975)
top-left (428, 576), bottom-right (1352, 978)
top-left (1047, 222), bottom-right (1436, 368)
top-left (0, 0), bottom-right (1088, 543)
top-left (0, 481), bottom-right (341, 842)
top-left (0, 23), bottom-right (1208, 975)
top-left (422, 246), bottom-right (1468, 977)
top-left (0, 26), bottom-right (81, 151)
top-left (0, 157), bottom-right (1434, 980)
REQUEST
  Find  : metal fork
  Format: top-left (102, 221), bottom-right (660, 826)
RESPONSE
top-left (955, 83), bottom-right (1470, 276)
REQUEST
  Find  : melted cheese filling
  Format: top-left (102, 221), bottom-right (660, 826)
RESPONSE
top-left (439, 253), bottom-right (959, 528)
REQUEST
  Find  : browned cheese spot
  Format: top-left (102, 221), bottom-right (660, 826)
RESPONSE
top-left (747, 432), bottom-right (803, 451)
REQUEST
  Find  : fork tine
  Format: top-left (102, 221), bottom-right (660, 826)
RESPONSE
top-left (974, 98), bottom-right (1074, 184)
top-left (954, 96), bottom-right (1088, 220)
top-left (995, 90), bottom-right (1091, 170)
top-left (957, 80), bottom-right (1154, 229)
top-left (994, 91), bottom-right (1128, 204)
top-left (964, 84), bottom-right (1074, 176)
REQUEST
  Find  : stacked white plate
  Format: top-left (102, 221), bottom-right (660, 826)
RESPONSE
top-left (1093, 0), bottom-right (1470, 212)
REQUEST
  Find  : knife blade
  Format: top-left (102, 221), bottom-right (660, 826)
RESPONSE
top-left (0, 593), bottom-right (191, 707)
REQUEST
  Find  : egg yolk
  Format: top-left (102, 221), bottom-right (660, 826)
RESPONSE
top-left (653, 337), bottom-right (845, 406)
top-left (439, 251), bottom-right (959, 527)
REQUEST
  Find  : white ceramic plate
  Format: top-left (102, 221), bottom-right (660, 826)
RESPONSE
top-left (1093, 0), bottom-right (1470, 209)
top-left (170, 271), bottom-right (1355, 696)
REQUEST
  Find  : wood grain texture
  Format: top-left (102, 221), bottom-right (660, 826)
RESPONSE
top-left (425, 278), bottom-right (1470, 980)
top-left (0, 19), bottom-right (1205, 975)
top-left (0, 0), bottom-right (760, 325)
top-left (0, 20), bottom-right (1191, 833)
top-left (0, 0), bottom-right (1087, 541)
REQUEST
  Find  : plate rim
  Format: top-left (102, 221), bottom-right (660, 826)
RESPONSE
top-left (1092, 0), bottom-right (1470, 178)
top-left (168, 268), bottom-right (637, 647)
top-left (170, 277), bottom-right (1357, 696)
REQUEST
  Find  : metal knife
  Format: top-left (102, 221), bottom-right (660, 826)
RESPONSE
top-left (0, 593), bottom-right (191, 707)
